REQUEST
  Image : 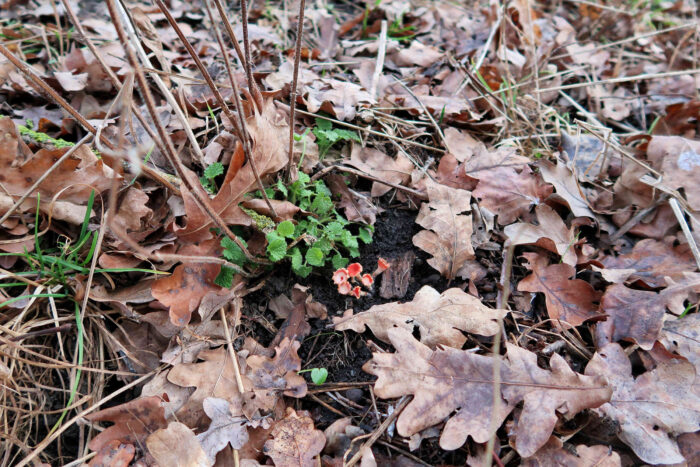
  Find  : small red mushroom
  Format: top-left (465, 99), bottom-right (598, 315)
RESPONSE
top-left (361, 273), bottom-right (374, 288)
top-left (372, 257), bottom-right (390, 277)
top-left (347, 263), bottom-right (363, 278)
top-left (350, 286), bottom-right (362, 298)
top-left (332, 268), bottom-right (349, 285)
top-left (337, 281), bottom-right (352, 295)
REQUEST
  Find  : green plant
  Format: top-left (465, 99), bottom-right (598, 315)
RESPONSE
top-left (312, 117), bottom-right (361, 157)
top-left (200, 162), bottom-right (224, 194)
top-left (387, 13), bottom-right (416, 42)
top-left (298, 367), bottom-right (328, 385)
top-left (214, 173), bottom-right (373, 286)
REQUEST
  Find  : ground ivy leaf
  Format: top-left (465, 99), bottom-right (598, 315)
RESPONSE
top-left (203, 162), bottom-right (224, 179)
top-left (266, 233), bottom-right (287, 262)
top-left (277, 220), bottom-right (295, 238)
top-left (214, 265), bottom-right (235, 288)
top-left (306, 247), bottom-right (324, 266)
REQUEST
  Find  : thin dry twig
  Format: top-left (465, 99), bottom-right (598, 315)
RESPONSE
top-left (285, 0), bottom-right (306, 181)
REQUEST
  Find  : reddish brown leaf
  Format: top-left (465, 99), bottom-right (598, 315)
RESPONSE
top-left (647, 136), bottom-right (700, 210)
top-left (86, 396), bottom-right (167, 453)
top-left (263, 408), bottom-right (325, 467)
top-left (345, 146), bottom-right (413, 198)
top-left (517, 252), bottom-right (602, 328)
top-left (88, 441), bottom-right (135, 467)
top-left (585, 343), bottom-right (700, 465)
top-left (601, 238), bottom-right (696, 288)
top-left (151, 239), bottom-right (226, 326)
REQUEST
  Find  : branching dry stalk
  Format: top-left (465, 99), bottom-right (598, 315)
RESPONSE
top-left (285, 0), bottom-right (306, 181)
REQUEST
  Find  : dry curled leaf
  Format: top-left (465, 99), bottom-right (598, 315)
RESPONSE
top-left (263, 408), bottom-right (325, 467)
top-left (600, 238), bottom-right (696, 288)
top-left (659, 313), bottom-right (700, 374)
top-left (333, 285), bottom-right (507, 348)
top-left (412, 180), bottom-right (475, 280)
top-left (597, 275), bottom-right (700, 350)
top-left (521, 436), bottom-right (621, 467)
top-left (346, 146), bottom-right (414, 198)
top-left (504, 204), bottom-right (578, 266)
top-left (176, 98), bottom-right (288, 242)
top-left (86, 396), bottom-right (167, 453)
top-left (146, 422), bottom-right (211, 467)
top-left (363, 328), bottom-right (610, 455)
top-left (0, 116), bottom-right (114, 224)
top-left (585, 343), bottom-right (700, 465)
top-left (517, 252), bottom-right (602, 328)
top-left (197, 397), bottom-right (249, 463)
top-left (167, 347), bottom-right (246, 429)
top-left (151, 239), bottom-right (227, 326)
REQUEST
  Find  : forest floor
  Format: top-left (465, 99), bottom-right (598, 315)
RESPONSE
top-left (0, 0), bottom-right (699, 466)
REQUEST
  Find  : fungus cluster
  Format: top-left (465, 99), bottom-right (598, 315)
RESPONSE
top-left (333, 258), bottom-right (389, 298)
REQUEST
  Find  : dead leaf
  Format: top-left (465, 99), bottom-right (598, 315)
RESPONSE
top-left (263, 408), bottom-right (325, 467)
top-left (86, 396), bottom-right (167, 453)
top-left (334, 285), bottom-right (507, 348)
top-left (647, 136), bottom-right (700, 210)
top-left (269, 284), bottom-right (328, 320)
top-left (521, 436), bottom-right (621, 467)
top-left (600, 238), bottom-right (696, 288)
top-left (538, 159), bottom-right (596, 219)
top-left (659, 313), bottom-right (700, 374)
top-left (54, 71), bottom-right (88, 92)
top-left (146, 422), bottom-right (211, 467)
top-left (0, 117), bottom-right (114, 224)
top-left (517, 252), bottom-right (602, 328)
top-left (392, 41), bottom-right (443, 67)
top-left (505, 204), bottom-right (579, 266)
top-left (597, 276), bottom-right (700, 350)
top-left (346, 146), bottom-right (413, 198)
top-left (197, 397), bottom-right (249, 463)
top-left (167, 347), bottom-right (247, 429)
top-left (363, 328), bottom-right (610, 454)
top-left (585, 343), bottom-right (700, 465)
top-left (326, 174), bottom-right (379, 224)
top-left (472, 164), bottom-right (551, 225)
top-left (304, 79), bottom-right (374, 121)
top-left (151, 239), bottom-right (226, 326)
top-left (88, 441), bottom-right (135, 467)
top-left (412, 180), bottom-right (475, 280)
top-left (176, 98), bottom-right (288, 242)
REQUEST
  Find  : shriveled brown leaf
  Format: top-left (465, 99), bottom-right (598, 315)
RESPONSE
top-left (326, 173), bottom-right (379, 224)
top-left (176, 99), bottom-right (288, 242)
top-left (505, 204), bottom-right (579, 266)
top-left (304, 79), bottom-right (374, 121)
top-left (86, 396), bottom-right (167, 453)
top-left (472, 163), bottom-right (551, 226)
top-left (391, 41), bottom-right (444, 67)
top-left (659, 313), bottom-right (700, 374)
top-left (345, 146), bottom-right (413, 198)
top-left (240, 198), bottom-right (301, 222)
top-left (88, 441), bottom-right (135, 467)
top-left (0, 117), bottom-right (114, 224)
top-left (412, 180), bottom-right (475, 280)
top-left (334, 285), bottom-right (507, 348)
top-left (167, 347), bottom-right (247, 429)
top-left (585, 343), bottom-right (700, 465)
top-left (146, 422), bottom-right (211, 467)
top-left (54, 70), bottom-right (88, 92)
top-left (197, 397), bottom-right (249, 463)
top-left (517, 252), bottom-right (602, 328)
top-left (263, 408), bottom-right (325, 467)
top-left (647, 136), bottom-right (700, 210)
top-left (538, 159), bottom-right (596, 219)
top-left (600, 238), bottom-right (696, 288)
top-left (245, 337), bottom-right (307, 413)
top-left (597, 275), bottom-right (700, 349)
top-left (364, 328), bottom-right (610, 454)
top-left (269, 284), bottom-right (327, 320)
top-left (151, 239), bottom-right (226, 326)
top-left (521, 436), bottom-right (621, 467)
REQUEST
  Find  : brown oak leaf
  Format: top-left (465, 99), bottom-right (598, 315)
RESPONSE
top-left (146, 422), bottom-right (211, 467)
top-left (521, 436), bottom-right (621, 467)
top-left (263, 408), bottom-right (325, 467)
top-left (585, 343), bottom-right (700, 465)
top-left (600, 238), bottom-right (696, 288)
top-left (197, 397), bottom-right (249, 463)
top-left (86, 396), bottom-right (167, 453)
top-left (659, 313), bottom-right (700, 374)
top-left (647, 136), bottom-right (700, 210)
top-left (517, 252), bottom-right (602, 328)
top-left (151, 239), bottom-right (226, 326)
top-left (345, 146), bottom-right (413, 197)
top-left (176, 98), bottom-right (288, 243)
top-left (363, 328), bottom-right (610, 454)
top-left (472, 164), bottom-right (551, 226)
top-left (504, 204), bottom-right (578, 266)
top-left (412, 180), bottom-right (475, 280)
top-left (597, 275), bottom-right (700, 350)
top-left (88, 441), bottom-right (135, 467)
top-left (333, 285), bottom-right (507, 348)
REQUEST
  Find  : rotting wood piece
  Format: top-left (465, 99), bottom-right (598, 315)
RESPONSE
top-left (380, 251), bottom-right (415, 299)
